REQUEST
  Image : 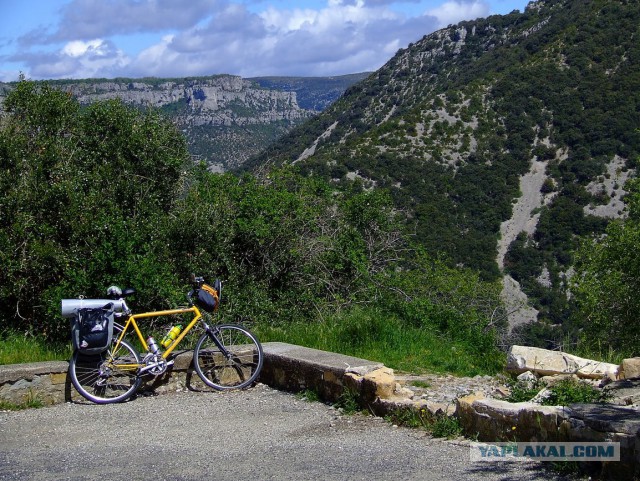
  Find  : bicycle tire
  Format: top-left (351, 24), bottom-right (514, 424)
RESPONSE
top-left (193, 324), bottom-right (264, 390)
top-left (69, 338), bottom-right (142, 404)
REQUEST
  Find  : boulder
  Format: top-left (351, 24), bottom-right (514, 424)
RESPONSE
top-left (540, 373), bottom-right (580, 387)
top-left (361, 367), bottom-right (396, 401)
top-left (620, 358), bottom-right (640, 379)
top-left (507, 345), bottom-right (618, 379)
top-left (606, 379), bottom-right (640, 407)
top-left (516, 370), bottom-right (538, 388)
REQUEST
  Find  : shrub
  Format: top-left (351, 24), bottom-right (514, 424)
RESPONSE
top-left (542, 378), bottom-right (610, 406)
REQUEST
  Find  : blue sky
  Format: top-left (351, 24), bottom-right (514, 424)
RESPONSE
top-left (0, 0), bottom-right (531, 82)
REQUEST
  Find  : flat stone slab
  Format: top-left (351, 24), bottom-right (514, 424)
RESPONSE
top-left (568, 403), bottom-right (640, 436)
top-left (507, 345), bottom-right (618, 379)
top-left (262, 342), bottom-right (384, 376)
top-left (0, 361), bottom-right (68, 384)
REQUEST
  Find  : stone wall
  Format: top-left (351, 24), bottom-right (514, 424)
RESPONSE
top-left (456, 391), bottom-right (640, 480)
top-left (0, 343), bottom-right (387, 407)
top-left (2, 343), bottom-right (639, 480)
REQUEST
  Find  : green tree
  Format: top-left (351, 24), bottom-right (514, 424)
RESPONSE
top-left (166, 168), bottom-right (406, 323)
top-left (571, 178), bottom-right (640, 354)
top-left (0, 79), bottom-right (190, 340)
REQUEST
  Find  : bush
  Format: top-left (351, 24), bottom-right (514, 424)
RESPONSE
top-left (506, 376), bottom-right (609, 406)
top-left (542, 378), bottom-right (610, 406)
top-left (0, 79), bottom-right (190, 340)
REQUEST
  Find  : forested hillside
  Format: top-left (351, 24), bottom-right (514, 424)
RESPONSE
top-left (0, 80), bottom-right (508, 373)
top-left (250, 0), bottom-right (640, 342)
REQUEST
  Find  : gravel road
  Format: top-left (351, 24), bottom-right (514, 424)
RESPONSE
top-left (0, 385), bottom-right (573, 481)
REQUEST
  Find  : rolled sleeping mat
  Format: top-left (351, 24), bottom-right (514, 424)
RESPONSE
top-left (61, 298), bottom-right (127, 318)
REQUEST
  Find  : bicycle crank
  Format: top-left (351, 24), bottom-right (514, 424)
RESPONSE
top-left (139, 355), bottom-right (173, 376)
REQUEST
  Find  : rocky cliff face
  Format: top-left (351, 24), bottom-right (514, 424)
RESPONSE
top-left (0, 75), bottom-right (316, 171)
top-left (65, 75), bottom-right (311, 126)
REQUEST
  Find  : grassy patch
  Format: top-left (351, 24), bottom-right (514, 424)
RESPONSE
top-left (295, 389), bottom-right (320, 403)
top-left (0, 391), bottom-right (44, 410)
top-left (334, 387), bottom-right (361, 414)
top-left (385, 407), bottom-right (462, 438)
top-left (410, 380), bottom-right (432, 389)
top-left (0, 331), bottom-right (72, 365)
top-left (505, 377), bottom-right (545, 403)
top-left (254, 307), bottom-right (504, 377)
top-left (506, 376), bottom-right (610, 405)
top-left (430, 414), bottom-right (464, 438)
top-left (542, 378), bottom-right (610, 406)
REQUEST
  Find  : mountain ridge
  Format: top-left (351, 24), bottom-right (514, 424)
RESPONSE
top-left (249, 0), bottom-right (640, 335)
top-left (0, 72), bottom-right (369, 171)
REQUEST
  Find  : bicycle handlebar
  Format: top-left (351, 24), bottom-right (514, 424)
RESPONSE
top-left (190, 273), bottom-right (205, 288)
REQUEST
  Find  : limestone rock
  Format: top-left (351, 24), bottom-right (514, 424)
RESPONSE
top-left (457, 396), bottom-right (567, 442)
top-left (424, 401), bottom-right (456, 416)
top-left (454, 391), bottom-right (486, 419)
top-left (361, 367), bottom-right (396, 401)
top-left (507, 345), bottom-right (618, 379)
top-left (530, 387), bottom-right (552, 404)
top-left (393, 383), bottom-right (414, 399)
top-left (606, 379), bottom-right (640, 407)
top-left (620, 357), bottom-right (640, 379)
top-left (516, 370), bottom-right (537, 389)
top-left (493, 386), bottom-right (511, 399)
top-left (540, 373), bottom-right (580, 387)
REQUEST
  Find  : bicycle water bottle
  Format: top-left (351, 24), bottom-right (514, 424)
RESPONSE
top-left (147, 337), bottom-right (160, 355)
top-left (161, 325), bottom-right (182, 348)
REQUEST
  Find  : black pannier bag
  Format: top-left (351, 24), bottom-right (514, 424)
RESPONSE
top-left (71, 304), bottom-right (114, 354)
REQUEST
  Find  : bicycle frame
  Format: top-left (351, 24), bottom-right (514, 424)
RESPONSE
top-left (112, 303), bottom-right (204, 368)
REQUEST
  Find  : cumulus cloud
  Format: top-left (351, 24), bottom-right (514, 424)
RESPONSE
top-left (6, 0), bottom-right (495, 80)
top-left (48, 0), bottom-right (220, 41)
top-left (124, 1), bottom-right (440, 78)
top-left (427, 0), bottom-right (489, 28)
top-left (14, 39), bottom-right (129, 79)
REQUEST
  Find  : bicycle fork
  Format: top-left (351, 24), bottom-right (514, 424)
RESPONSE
top-left (204, 325), bottom-right (234, 360)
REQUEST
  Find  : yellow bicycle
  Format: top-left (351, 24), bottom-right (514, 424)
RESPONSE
top-left (63, 275), bottom-right (264, 404)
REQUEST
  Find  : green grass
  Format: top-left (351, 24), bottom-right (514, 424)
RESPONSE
top-left (410, 380), bottom-right (432, 389)
top-left (295, 389), bottom-right (320, 403)
top-left (334, 387), bottom-right (361, 414)
top-left (506, 376), bottom-right (611, 405)
top-left (0, 391), bottom-right (44, 410)
top-left (0, 331), bottom-right (72, 365)
top-left (254, 307), bottom-right (505, 377)
top-left (1, 306), bottom-right (506, 377)
top-left (542, 378), bottom-right (610, 406)
top-left (384, 407), bottom-right (463, 438)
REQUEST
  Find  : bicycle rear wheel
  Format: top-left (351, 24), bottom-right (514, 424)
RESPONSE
top-left (69, 338), bottom-right (142, 404)
top-left (194, 324), bottom-right (264, 390)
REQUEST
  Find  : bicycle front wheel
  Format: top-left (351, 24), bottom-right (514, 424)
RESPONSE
top-left (194, 324), bottom-right (264, 390)
top-left (69, 338), bottom-right (142, 404)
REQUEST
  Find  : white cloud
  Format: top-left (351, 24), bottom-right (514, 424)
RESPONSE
top-left (4, 0), bottom-right (507, 80)
top-left (426, 0), bottom-right (489, 28)
top-left (61, 39), bottom-right (107, 57)
top-left (50, 0), bottom-right (219, 41)
top-left (129, 0), bottom-right (415, 77)
top-left (0, 69), bottom-right (22, 83)
top-left (27, 40), bottom-right (130, 79)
